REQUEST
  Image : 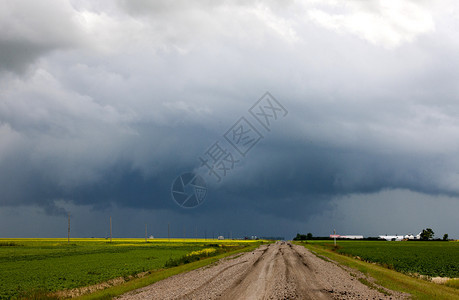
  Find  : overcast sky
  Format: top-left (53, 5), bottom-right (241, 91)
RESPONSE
top-left (1, 0), bottom-right (459, 239)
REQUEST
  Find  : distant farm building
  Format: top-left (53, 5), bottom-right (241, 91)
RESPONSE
top-left (379, 232), bottom-right (421, 241)
top-left (329, 235), bottom-right (363, 239)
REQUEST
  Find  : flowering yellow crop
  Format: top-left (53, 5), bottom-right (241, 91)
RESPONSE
top-left (186, 248), bottom-right (217, 257)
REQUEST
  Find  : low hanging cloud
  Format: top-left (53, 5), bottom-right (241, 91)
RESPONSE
top-left (0, 0), bottom-right (87, 73)
top-left (0, 0), bottom-right (458, 237)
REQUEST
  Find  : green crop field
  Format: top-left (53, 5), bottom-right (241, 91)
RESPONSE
top-left (307, 240), bottom-right (459, 278)
top-left (0, 238), bottom-right (258, 299)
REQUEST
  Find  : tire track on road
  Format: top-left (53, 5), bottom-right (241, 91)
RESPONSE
top-left (118, 242), bottom-right (408, 300)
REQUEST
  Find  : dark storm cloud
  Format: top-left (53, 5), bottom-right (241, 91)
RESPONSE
top-left (0, 0), bottom-right (458, 237)
top-left (0, 40), bottom-right (51, 74)
top-left (0, 0), bottom-right (86, 73)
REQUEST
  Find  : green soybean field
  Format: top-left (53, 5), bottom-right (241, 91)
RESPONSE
top-left (309, 240), bottom-right (459, 278)
top-left (0, 238), bottom-right (257, 299)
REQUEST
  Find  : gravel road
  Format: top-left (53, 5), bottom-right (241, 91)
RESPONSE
top-left (117, 242), bottom-right (407, 300)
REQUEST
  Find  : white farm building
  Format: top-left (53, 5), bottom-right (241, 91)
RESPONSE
top-left (379, 232), bottom-right (421, 241)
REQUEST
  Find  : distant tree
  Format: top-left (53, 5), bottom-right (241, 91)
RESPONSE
top-left (443, 234), bottom-right (449, 241)
top-left (293, 233), bottom-right (312, 241)
top-left (420, 228), bottom-right (434, 240)
top-left (293, 233), bottom-right (305, 241)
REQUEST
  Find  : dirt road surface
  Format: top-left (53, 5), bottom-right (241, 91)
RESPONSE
top-left (117, 242), bottom-right (407, 299)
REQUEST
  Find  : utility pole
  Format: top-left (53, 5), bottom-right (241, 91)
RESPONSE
top-left (183, 225), bottom-right (186, 239)
top-left (195, 225), bottom-right (197, 241)
top-left (333, 229), bottom-right (336, 247)
top-left (67, 213), bottom-right (70, 244)
top-left (110, 216), bottom-right (112, 243)
top-left (145, 223), bottom-right (147, 242)
top-left (168, 223), bottom-right (170, 241)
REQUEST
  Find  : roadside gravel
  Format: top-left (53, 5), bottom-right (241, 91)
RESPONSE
top-left (117, 242), bottom-right (408, 299)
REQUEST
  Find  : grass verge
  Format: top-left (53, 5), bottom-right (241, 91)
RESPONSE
top-left (76, 242), bottom-right (264, 300)
top-left (294, 241), bottom-right (459, 300)
top-left (446, 279), bottom-right (459, 289)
